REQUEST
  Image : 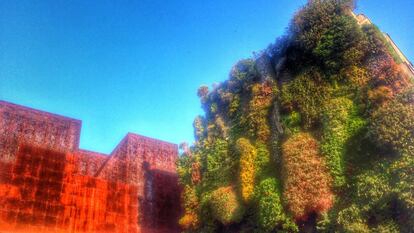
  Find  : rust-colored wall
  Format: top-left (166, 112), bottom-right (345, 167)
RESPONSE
top-left (77, 150), bottom-right (107, 176)
top-left (141, 169), bottom-right (181, 232)
top-left (0, 101), bottom-right (81, 163)
top-left (0, 145), bottom-right (69, 232)
top-left (0, 101), bottom-right (181, 233)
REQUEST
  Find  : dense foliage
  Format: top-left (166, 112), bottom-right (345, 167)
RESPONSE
top-left (236, 138), bottom-right (258, 202)
top-left (281, 133), bottom-right (333, 222)
top-left (178, 0), bottom-right (413, 232)
top-left (209, 186), bottom-right (246, 225)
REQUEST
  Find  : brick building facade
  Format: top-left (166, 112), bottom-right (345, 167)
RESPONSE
top-left (0, 100), bottom-right (181, 233)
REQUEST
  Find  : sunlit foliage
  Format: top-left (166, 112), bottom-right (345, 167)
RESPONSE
top-left (209, 186), bottom-right (245, 225)
top-left (179, 185), bottom-right (200, 230)
top-left (282, 133), bottom-right (334, 221)
top-left (255, 178), bottom-right (298, 232)
top-left (177, 0), bottom-right (413, 231)
top-left (321, 97), bottom-right (366, 188)
top-left (236, 138), bottom-right (257, 202)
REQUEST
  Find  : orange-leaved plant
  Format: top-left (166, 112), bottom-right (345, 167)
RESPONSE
top-left (282, 133), bottom-right (333, 221)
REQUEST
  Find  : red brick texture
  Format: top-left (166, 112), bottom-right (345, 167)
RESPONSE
top-left (0, 101), bottom-right (181, 233)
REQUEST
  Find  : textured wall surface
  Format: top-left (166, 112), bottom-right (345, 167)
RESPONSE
top-left (0, 101), bottom-right (81, 163)
top-left (0, 101), bottom-right (181, 233)
top-left (77, 150), bottom-right (107, 176)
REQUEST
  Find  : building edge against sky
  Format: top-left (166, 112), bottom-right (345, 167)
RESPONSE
top-left (0, 100), bottom-right (181, 233)
top-left (351, 11), bottom-right (414, 78)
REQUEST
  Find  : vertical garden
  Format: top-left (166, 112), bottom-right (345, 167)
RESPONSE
top-left (177, 0), bottom-right (414, 232)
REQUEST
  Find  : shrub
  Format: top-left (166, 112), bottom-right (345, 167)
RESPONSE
top-left (198, 191), bottom-right (216, 231)
top-left (179, 213), bottom-right (198, 230)
top-left (247, 81), bottom-right (274, 141)
top-left (256, 178), bottom-right (283, 231)
top-left (373, 220), bottom-right (400, 233)
top-left (397, 86), bottom-right (414, 104)
top-left (255, 178), bottom-right (298, 232)
top-left (191, 159), bottom-right (201, 185)
top-left (214, 116), bottom-right (229, 138)
top-left (369, 98), bottom-right (414, 154)
top-left (337, 205), bottom-right (370, 233)
top-left (254, 142), bottom-right (272, 180)
top-left (229, 94), bottom-right (240, 117)
top-left (354, 167), bottom-right (392, 212)
top-left (314, 15), bottom-right (366, 73)
top-left (321, 97), bottom-right (366, 188)
top-left (391, 154), bottom-right (414, 231)
top-left (391, 154), bottom-right (414, 201)
top-left (230, 59), bottom-right (258, 84)
top-left (291, 0), bottom-right (353, 52)
top-left (209, 186), bottom-right (245, 225)
top-left (282, 133), bottom-right (334, 220)
top-left (201, 139), bottom-right (235, 190)
top-left (362, 24), bottom-right (388, 56)
top-left (236, 138), bottom-right (257, 202)
top-left (197, 85), bottom-right (209, 102)
top-left (368, 86), bottom-right (394, 106)
top-left (280, 69), bottom-right (332, 129)
top-left (281, 111), bottom-right (301, 137)
top-left (341, 65), bottom-right (370, 95)
top-left (366, 53), bottom-right (410, 100)
top-left (179, 185), bottom-right (200, 230)
top-left (177, 152), bottom-right (192, 186)
top-left (363, 24), bottom-right (402, 64)
top-left (193, 116), bottom-right (206, 141)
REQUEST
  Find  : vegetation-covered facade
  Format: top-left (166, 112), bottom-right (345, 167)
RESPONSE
top-left (178, 0), bottom-right (414, 232)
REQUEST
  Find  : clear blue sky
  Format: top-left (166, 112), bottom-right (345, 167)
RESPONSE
top-left (1, 0), bottom-right (412, 154)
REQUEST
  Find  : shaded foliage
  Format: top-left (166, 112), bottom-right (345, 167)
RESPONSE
top-left (280, 69), bottom-right (332, 129)
top-left (313, 15), bottom-right (366, 73)
top-left (369, 92), bottom-right (414, 154)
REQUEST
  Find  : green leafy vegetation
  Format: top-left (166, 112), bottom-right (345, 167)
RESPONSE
top-left (255, 178), bottom-right (298, 233)
top-left (369, 90), bottom-right (414, 154)
top-left (321, 97), bottom-right (366, 188)
top-left (209, 186), bottom-right (246, 225)
top-left (177, 0), bottom-right (413, 232)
